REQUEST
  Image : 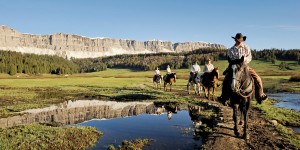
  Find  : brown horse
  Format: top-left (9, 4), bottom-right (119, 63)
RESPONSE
top-left (227, 56), bottom-right (254, 140)
top-left (163, 73), bottom-right (176, 92)
top-left (201, 67), bottom-right (219, 100)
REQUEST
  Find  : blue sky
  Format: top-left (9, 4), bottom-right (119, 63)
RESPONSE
top-left (1, 0), bottom-right (299, 50)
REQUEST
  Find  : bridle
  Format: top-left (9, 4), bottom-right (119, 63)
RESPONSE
top-left (231, 64), bottom-right (254, 98)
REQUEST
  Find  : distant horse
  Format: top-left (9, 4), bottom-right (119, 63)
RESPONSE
top-left (163, 73), bottom-right (176, 92)
top-left (227, 56), bottom-right (254, 140)
top-left (153, 74), bottom-right (163, 89)
top-left (187, 72), bottom-right (202, 96)
top-left (201, 67), bottom-right (220, 100)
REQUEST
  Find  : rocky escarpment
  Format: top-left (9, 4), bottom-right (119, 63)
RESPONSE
top-left (0, 26), bottom-right (226, 58)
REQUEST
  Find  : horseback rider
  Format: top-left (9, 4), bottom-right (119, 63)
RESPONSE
top-left (203, 58), bottom-right (220, 87)
top-left (203, 58), bottom-right (214, 73)
top-left (166, 65), bottom-right (171, 75)
top-left (153, 67), bottom-right (161, 83)
top-left (164, 65), bottom-right (175, 82)
top-left (218, 33), bottom-right (268, 105)
top-left (188, 61), bottom-right (201, 84)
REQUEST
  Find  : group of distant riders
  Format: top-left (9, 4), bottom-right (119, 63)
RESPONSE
top-left (152, 33), bottom-right (268, 105)
top-left (153, 58), bottom-right (215, 90)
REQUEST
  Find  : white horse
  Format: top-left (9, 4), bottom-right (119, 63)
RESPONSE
top-left (187, 72), bottom-right (203, 95)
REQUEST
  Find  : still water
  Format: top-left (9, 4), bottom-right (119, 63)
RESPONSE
top-left (268, 93), bottom-right (300, 112)
top-left (0, 100), bottom-right (203, 149)
top-left (268, 93), bottom-right (300, 133)
top-left (76, 110), bottom-right (202, 150)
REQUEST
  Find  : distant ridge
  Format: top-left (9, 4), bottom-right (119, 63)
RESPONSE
top-left (0, 26), bottom-right (227, 59)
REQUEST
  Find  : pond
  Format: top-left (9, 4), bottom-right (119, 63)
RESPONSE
top-left (0, 100), bottom-right (206, 149)
top-left (268, 93), bottom-right (300, 112)
top-left (268, 93), bottom-right (300, 133)
top-left (77, 110), bottom-right (202, 150)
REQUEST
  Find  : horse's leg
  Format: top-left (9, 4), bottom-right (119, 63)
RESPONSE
top-left (164, 82), bottom-right (167, 91)
top-left (239, 105), bottom-right (243, 125)
top-left (198, 84), bottom-right (201, 96)
top-left (170, 83), bottom-right (172, 92)
top-left (187, 82), bottom-right (190, 94)
top-left (212, 86), bottom-right (215, 101)
top-left (244, 99), bottom-right (251, 140)
top-left (207, 87), bottom-right (210, 100)
top-left (233, 104), bottom-right (240, 137)
top-left (203, 87), bottom-right (208, 98)
top-left (194, 84), bottom-right (197, 95)
top-left (196, 83), bottom-right (200, 95)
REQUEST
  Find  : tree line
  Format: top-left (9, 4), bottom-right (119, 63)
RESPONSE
top-left (0, 48), bottom-right (299, 75)
top-left (96, 48), bottom-right (227, 70)
top-left (0, 51), bottom-right (79, 75)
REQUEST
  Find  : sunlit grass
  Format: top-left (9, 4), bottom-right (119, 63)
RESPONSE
top-left (0, 124), bottom-right (102, 150)
top-left (252, 100), bottom-right (300, 149)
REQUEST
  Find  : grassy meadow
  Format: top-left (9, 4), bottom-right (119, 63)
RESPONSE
top-left (0, 59), bottom-right (299, 117)
top-left (0, 59), bottom-right (299, 149)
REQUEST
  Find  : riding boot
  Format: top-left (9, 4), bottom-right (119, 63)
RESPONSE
top-left (248, 67), bottom-right (268, 104)
top-left (218, 73), bottom-right (230, 106)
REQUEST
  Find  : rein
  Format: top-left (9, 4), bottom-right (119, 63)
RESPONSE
top-left (234, 66), bottom-right (254, 98)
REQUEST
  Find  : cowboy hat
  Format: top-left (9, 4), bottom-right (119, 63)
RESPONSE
top-left (232, 33), bottom-right (247, 42)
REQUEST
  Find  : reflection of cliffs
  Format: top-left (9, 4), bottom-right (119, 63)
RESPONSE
top-left (0, 100), bottom-right (157, 127)
top-left (0, 26), bottom-right (226, 58)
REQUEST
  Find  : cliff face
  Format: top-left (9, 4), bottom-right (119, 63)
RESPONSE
top-left (0, 26), bottom-right (226, 58)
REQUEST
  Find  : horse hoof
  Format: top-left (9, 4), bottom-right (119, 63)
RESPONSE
top-left (243, 134), bottom-right (250, 141)
top-left (234, 130), bottom-right (240, 137)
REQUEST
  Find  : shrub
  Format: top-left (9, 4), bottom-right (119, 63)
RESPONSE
top-left (289, 75), bottom-right (300, 82)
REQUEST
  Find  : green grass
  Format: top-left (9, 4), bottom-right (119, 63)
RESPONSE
top-left (0, 124), bottom-right (102, 150)
top-left (252, 98), bottom-right (300, 149)
top-left (108, 139), bottom-right (152, 150)
top-left (275, 124), bottom-right (300, 148)
top-left (0, 59), bottom-right (298, 117)
top-left (252, 100), bottom-right (300, 126)
top-left (0, 59), bottom-right (299, 149)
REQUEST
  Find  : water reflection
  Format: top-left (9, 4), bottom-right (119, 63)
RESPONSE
top-left (78, 110), bottom-right (203, 150)
top-left (0, 100), bottom-right (156, 127)
top-left (0, 100), bottom-right (210, 149)
top-left (0, 100), bottom-right (190, 128)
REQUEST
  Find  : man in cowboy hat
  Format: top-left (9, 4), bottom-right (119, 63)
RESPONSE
top-left (218, 33), bottom-right (268, 105)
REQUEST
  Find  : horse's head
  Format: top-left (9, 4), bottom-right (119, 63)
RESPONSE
top-left (212, 67), bottom-right (220, 80)
top-left (228, 56), bottom-right (247, 92)
top-left (171, 73), bottom-right (176, 79)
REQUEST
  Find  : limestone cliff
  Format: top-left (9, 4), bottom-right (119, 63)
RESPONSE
top-left (0, 26), bottom-right (226, 58)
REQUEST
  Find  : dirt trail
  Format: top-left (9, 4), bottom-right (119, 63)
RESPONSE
top-left (171, 89), bottom-right (295, 150)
